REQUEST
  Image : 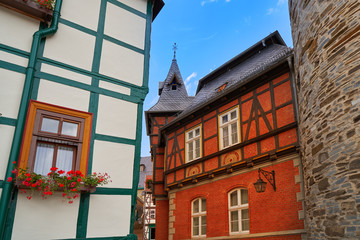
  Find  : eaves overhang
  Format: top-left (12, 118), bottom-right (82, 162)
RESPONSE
top-left (152, 0), bottom-right (164, 21)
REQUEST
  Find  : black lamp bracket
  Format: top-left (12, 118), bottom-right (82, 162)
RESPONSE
top-left (258, 168), bottom-right (276, 191)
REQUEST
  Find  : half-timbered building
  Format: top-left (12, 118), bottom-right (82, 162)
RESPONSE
top-left (0, 0), bottom-right (163, 239)
top-left (145, 31), bottom-right (305, 240)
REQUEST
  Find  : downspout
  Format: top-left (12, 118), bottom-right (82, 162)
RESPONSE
top-left (0, 0), bottom-right (63, 237)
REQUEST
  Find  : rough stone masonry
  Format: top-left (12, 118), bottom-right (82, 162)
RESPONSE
top-left (289, 0), bottom-right (360, 239)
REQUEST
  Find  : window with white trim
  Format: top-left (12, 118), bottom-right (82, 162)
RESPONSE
top-left (192, 198), bottom-right (207, 237)
top-left (228, 189), bottom-right (249, 234)
top-left (219, 108), bottom-right (240, 149)
top-left (186, 126), bottom-right (201, 162)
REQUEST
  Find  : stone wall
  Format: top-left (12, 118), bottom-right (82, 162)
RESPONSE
top-left (289, 0), bottom-right (360, 239)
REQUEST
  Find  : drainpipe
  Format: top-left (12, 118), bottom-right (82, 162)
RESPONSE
top-left (0, 0), bottom-right (63, 237)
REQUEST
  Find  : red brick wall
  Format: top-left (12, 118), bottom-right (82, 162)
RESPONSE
top-left (155, 199), bottom-right (169, 240)
top-left (171, 160), bottom-right (303, 240)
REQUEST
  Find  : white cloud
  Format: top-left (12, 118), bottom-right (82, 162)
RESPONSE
top-left (244, 16), bottom-right (251, 25)
top-left (185, 72), bottom-right (197, 95)
top-left (266, 8), bottom-right (275, 15)
top-left (202, 0), bottom-right (234, 7)
top-left (277, 0), bottom-right (285, 6)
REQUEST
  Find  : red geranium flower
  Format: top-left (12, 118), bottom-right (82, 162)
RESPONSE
top-left (7, 177), bottom-right (12, 182)
top-left (69, 201), bottom-right (73, 204)
top-left (25, 173), bottom-right (31, 177)
top-left (50, 167), bottom-right (58, 172)
top-left (58, 170), bottom-right (65, 174)
top-left (62, 193), bottom-right (67, 197)
top-left (77, 178), bottom-right (81, 182)
top-left (67, 177), bottom-right (72, 180)
top-left (12, 161), bottom-right (16, 164)
top-left (27, 196), bottom-right (32, 200)
top-left (59, 184), bottom-right (64, 187)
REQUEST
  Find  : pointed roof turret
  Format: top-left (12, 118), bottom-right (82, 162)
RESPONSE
top-left (148, 56), bottom-right (194, 112)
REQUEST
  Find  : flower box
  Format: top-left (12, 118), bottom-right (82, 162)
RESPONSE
top-left (15, 180), bottom-right (97, 193)
top-left (0, 0), bottom-right (53, 22)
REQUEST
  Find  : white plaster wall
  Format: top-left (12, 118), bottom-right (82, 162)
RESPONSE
top-left (0, 50), bottom-right (28, 67)
top-left (43, 23), bottom-right (95, 71)
top-left (105, 2), bottom-right (146, 50)
top-left (61, 0), bottom-right (101, 31)
top-left (0, 125), bottom-right (15, 180)
top-left (87, 195), bottom-right (131, 237)
top-left (0, 6), bottom-right (39, 52)
top-left (12, 193), bottom-right (79, 240)
top-left (37, 80), bottom-right (90, 112)
top-left (99, 80), bottom-right (130, 95)
top-left (41, 63), bottom-right (92, 85)
top-left (0, 69), bottom-right (25, 119)
top-left (99, 40), bottom-right (144, 86)
top-left (92, 140), bottom-right (134, 189)
top-left (119, 0), bottom-right (147, 13)
top-left (96, 94), bottom-right (137, 139)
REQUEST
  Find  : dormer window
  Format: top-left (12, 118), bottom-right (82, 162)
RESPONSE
top-left (170, 77), bottom-right (178, 90)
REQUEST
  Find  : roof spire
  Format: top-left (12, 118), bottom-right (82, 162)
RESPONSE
top-left (172, 43), bottom-right (177, 60)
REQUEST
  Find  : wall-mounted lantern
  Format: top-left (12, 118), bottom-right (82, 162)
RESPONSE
top-left (253, 168), bottom-right (276, 193)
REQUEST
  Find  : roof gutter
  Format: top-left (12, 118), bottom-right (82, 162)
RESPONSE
top-left (0, 0), bottom-right (63, 237)
top-left (160, 49), bottom-right (294, 134)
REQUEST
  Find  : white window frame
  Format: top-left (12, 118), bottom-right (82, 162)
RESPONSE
top-left (219, 107), bottom-right (240, 150)
top-left (191, 198), bottom-right (207, 237)
top-left (186, 125), bottom-right (202, 162)
top-left (228, 188), bottom-right (249, 234)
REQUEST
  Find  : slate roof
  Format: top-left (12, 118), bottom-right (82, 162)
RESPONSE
top-left (179, 43), bottom-right (292, 117)
top-left (148, 59), bottom-right (194, 112)
top-left (138, 156), bottom-right (153, 189)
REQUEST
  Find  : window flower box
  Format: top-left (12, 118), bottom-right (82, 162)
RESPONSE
top-left (8, 164), bottom-right (110, 203)
top-left (0, 0), bottom-right (54, 22)
top-left (15, 180), bottom-right (97, 193)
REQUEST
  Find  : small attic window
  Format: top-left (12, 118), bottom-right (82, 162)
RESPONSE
top-left (170, 77), bottom-right (178, 90)
top-left (140, 164), bottom-right (145, 172)
top-left (217, 83), bottom-right (228, 92)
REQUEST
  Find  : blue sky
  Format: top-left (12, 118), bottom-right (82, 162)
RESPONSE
top-left (141, 0), bottom-right (292, 157)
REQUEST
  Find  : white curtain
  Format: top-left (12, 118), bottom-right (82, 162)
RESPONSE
top-left (33, 144), bottom-right (74, 175)
top-left (34, 143), bottom-right (54, 175)
top-left (56, 146), bottom-right (73, 173)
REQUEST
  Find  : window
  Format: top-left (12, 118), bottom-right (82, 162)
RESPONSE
top-left (228, 189), bottom-right (249, 234)
top-left (19, 101), bottom-right (92, 175)
top-left (219, 108), bottom-right (240, 149)
top-left (186, 125), bottom-right (202, 162)
top-left (192, 198), bottom-right (206, 237)
top-left (150, 209), bottom-right (155, 219)
top-left (140, 164), bottom-right (145, 172)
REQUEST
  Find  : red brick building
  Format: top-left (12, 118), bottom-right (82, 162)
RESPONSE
top-left (145, 32), bottom-right (305, 240)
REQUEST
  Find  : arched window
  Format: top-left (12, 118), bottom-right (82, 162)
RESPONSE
top-left (192, 198), bottom-right (207, 237)
top-left (228, 189), bottom-right (249, 234)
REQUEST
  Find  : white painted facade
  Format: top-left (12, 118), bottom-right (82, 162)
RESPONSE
top-left (0, 0), bottom-right (162, 239)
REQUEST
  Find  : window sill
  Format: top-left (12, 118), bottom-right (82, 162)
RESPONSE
top-left (0, 0), bottom-right (53, 22)
top-left (15, 180), bottom-right (97, 193)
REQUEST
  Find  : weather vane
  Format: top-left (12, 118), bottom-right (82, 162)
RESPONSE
top-left (173, 43), bottom-right (177, 60)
